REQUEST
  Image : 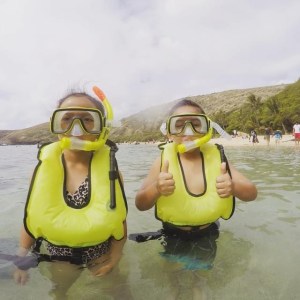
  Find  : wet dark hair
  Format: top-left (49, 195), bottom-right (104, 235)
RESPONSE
top-left (169, 99), bottom-right (205, 115)
top-left (57, 92), bottom-right (105, 116)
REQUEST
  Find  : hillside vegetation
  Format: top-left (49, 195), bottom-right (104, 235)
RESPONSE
top-left (110, 83), bottom-right (290, 142)
top-left (1, 81), bottom-right (297, 145)
top-left (213, 79), bottom-right (300, 135)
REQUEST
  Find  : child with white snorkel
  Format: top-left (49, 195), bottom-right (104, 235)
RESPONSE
top-left (14, 87), bottom-right (127, 295)
top-left (134, 99), bottom-right (257, 269)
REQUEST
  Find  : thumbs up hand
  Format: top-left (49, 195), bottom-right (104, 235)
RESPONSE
top-left (216, 162), bottom-right (233, 198)
top-left (156, 160), bottom-right (175, 196)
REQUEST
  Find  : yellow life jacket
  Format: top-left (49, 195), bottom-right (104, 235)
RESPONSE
top-left (155, 142), bottom-right (234, 226)
top-left (24, 141), bottom-right (127, 247)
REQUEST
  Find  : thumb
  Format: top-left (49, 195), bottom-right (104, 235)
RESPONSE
top-left (220, 162), bottom-right (227, 175)
top-left (161, 160), bottom-right (169, 173)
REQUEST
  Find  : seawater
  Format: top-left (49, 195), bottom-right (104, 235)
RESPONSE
top-left (0, 144), bottom-right (300, 299)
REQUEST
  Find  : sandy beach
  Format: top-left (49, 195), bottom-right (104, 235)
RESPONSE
top-left (125, 135), bottom-right (298, 147)
top-left (211, 134), bottom-right (297, 147)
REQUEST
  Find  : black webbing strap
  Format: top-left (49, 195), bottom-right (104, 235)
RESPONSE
top-left (105, 140), bottom-right (118, 209)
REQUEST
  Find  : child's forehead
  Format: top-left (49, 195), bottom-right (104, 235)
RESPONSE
top-left (60, 96), bottom-right (97, 109)
top-left (172, 105), bottom-right (201, 115)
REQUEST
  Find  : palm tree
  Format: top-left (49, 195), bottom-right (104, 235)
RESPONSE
top-left (246, 94), bottom-right (263, 128)
top-left (266, 96), bottom-right (280, 114)
top-left (265, 96), bottom-right (290, 133)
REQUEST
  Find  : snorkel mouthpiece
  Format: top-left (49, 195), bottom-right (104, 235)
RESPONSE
top-left (60, 137), bottom-right (105, 151)
top-left (177, 127), bottom-right (213, 153)
top-left (176, 121), bottom-right (231, 153)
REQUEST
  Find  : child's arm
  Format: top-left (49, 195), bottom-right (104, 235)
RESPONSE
top-left (18, 226), bottom-right (35, 253)
top-left (135, 157), bottom-right (175, 211)
top-left (216, 162), bottom-right (257, 202)
top-left (13, 226), bottom-right (35, 285)
top-left (91, 170), bottom-right (127, 276)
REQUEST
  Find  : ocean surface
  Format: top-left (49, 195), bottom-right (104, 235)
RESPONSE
top-left (0, 144), bottom-right (300, 299)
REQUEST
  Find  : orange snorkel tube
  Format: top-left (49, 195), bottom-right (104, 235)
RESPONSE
top-left (92, 86), bottom-right (114, 123)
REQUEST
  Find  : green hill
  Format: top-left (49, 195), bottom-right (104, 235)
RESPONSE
top-left (0, 82), bottom-right (295, 145)
top-left (218, 79), bottom-right (300, 134)
top-left (0, 123), bottom-right (57, 145)
top-left (110, 83), bottom-right (289, 142)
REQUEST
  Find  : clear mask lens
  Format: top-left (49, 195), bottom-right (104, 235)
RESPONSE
top-left (51, 108), bottom-right (103, 135)
top-left (168, 114), bottom-right (209, 136)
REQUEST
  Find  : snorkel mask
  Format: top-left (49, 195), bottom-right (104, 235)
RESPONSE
top-left (160, 113), bottom-right (231, 153)
top-left (50, 86), bottom-right (113, 151)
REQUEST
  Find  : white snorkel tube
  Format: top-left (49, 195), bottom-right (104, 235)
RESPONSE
top-left (211, 121), bottom-right (232, 140)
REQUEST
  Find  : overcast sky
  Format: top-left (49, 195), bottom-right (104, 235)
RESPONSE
top-left (0, 0), bottom-right (299, 130)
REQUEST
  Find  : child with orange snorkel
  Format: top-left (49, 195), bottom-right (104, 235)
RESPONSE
top-left (14, 87), bottom-right (127, 296)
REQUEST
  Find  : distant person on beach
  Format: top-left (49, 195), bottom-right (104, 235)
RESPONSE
top-left (233, 129), bottom-right (238, 137)
top-left (133, 99), bottom-right (257, 271)
top-left (293, 122), bottom-right (300, 145)
top-left (249, 129), bottom-right (259, 145)
top-left (13, 87), bottom-right (127, 296)
top-left (264, 127), bottom-right (271, 146)
top-left (273, 130), bottom-right (282, 145)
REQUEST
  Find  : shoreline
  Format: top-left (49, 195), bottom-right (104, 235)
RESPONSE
top-left (210, 134), bottom-right (297, 147)
top-left (0, 135), bottom-right (298, 148)
top-left (120, 134), bottom-right (298, 147)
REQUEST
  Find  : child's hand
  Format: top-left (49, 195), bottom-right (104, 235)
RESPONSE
top-left (13, 268), bottom-right (30, 285)
top-left (156, 160), bottom-right (175, 196)
top-left (92, 260), bottom-right (115, 277)
top-left (89, 252), bottom-right (121, 277)
top-left (216, 162), bottom-right (233, 198)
